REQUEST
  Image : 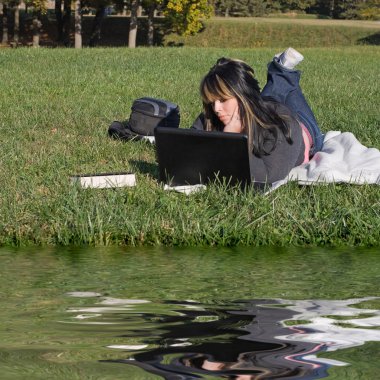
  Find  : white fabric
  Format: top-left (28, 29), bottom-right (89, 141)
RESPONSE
top-left (142, 136), bottom-right (155, 144)
top-left (271, 131), bottom-right (380, 191)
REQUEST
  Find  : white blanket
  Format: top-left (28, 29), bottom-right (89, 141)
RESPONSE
top-left (271, 131), bottom-right (380, 191)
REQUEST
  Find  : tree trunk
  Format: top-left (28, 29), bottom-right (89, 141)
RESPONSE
top-left (32, 16), bottom-right (42, 47)
top-left (128, 0), bottom-right (139, 48)
top-left (74, 0), bottom-right (82, 48)
top-left (330, 0), bottom-right (335, 18)
top-left (2, 2), bottom-right (8, 44)
top-left (63, 0), bottom-right (71, 46)
top-left (147, 4), bottom-right (154, 47)
top-left (55, 0), bottom-right (64, 42)
top-left (14, 2), bottom-right (20, 45)
top-left (89, 5), bottom-right (105, 47)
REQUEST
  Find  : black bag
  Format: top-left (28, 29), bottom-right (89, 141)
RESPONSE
top-left (108, 97), bottom-right (180, 141)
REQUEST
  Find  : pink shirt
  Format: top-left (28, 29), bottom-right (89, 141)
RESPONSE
top-left (300, 123), bottom-right (312, 164)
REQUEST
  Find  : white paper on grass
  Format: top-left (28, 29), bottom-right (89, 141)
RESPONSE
top-left (70, 173), bottom-right (136, 189)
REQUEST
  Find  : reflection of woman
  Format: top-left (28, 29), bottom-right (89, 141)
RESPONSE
top-left (192, 48), bottom-right (324, 183)
top-left (106, 300), bottom-right (328, 379)
top-left (180, 352), bottom-right (302, 379)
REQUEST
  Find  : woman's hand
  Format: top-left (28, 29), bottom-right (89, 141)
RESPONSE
top-left (223, 106), bottom-right (242, 133)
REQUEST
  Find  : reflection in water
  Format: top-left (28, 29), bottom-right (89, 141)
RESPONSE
top-left (107, 301), bottom-right (328, 380)
top-left (63, 294), bottom-right (380, 379)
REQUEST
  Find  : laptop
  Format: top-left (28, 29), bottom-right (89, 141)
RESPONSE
top-left (154, 127), bottom-right (252, 188)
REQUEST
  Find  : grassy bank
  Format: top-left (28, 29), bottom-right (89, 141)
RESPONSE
top-left (0, 46), bottom-right (379, 246)
top-left (165, 17), bottom-right (380, 48)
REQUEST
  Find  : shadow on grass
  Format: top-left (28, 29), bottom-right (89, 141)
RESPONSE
top-left (358, 32), bottom-right (380, 45)
top-left (130, 159), bottom-right (159, 180)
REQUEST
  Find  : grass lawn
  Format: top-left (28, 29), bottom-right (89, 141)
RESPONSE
top-left (0, 46), bottom-right (379, 246)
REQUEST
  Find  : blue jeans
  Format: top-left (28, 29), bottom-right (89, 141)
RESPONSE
top-left (261, 60), bottom-right (324, 155)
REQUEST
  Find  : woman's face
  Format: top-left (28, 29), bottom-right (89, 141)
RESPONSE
top-left (212, 97), bottom-right (242, 133)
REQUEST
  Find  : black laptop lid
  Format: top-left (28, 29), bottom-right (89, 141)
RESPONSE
top-left (154, 127), bottom-right (251, 187)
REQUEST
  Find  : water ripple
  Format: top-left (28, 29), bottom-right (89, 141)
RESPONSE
top-left (63, 293), bottom-right (380, 379)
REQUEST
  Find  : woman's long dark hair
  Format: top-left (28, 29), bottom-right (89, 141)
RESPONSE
top-left (200, 57), bottom-right (297, 156)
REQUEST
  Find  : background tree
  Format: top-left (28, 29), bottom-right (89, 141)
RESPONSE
top-left (212, 0), bottom-right (379, 18)
top-left (357, 0), bottom-right (380, 20)
top-left (55, 0), bottom-right (72, 45)
top-left (1, 1), bottom-right (9, 44)
top-left (141, 0), bottom-right (161, 46)
top-left (128, 0), bottom-right (139, 47)
top-left (25, 0), bottom-right (47, 47)
top-left (213, 0), bottom-right (281, 17)
top-left (246, 0), bottom-right (272, 16)
top-left (74, 0), bottom-right (81, 48)
top-left (1, 0), bottom-right (25, 46)
top-left (338, 0), bottom-right (380, 20)
top-left (13, 0), bottom-right (21, 46)
top-left (309, 0), bottom-right (379, 20)
top-left (277, 0), bottom-right (316, 13)
top-left (214, 0), bottom-right (235, 16)
top-left (163, 0), bottom-right (212, 36)
top-left (85, 0), bottom-right (111, 46)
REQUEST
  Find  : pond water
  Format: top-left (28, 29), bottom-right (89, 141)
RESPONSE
top-left (0, 246), bottom-right (379, 379)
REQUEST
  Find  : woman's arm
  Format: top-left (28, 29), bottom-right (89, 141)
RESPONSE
top-left (250, 130), bottom-right (304, 184)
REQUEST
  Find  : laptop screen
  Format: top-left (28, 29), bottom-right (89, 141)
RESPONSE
top-left (154, 127), bottom-right (251, 187)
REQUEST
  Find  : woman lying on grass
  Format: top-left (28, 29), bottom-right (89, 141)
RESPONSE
top-left (191, 48), bottom-right (324, 184)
